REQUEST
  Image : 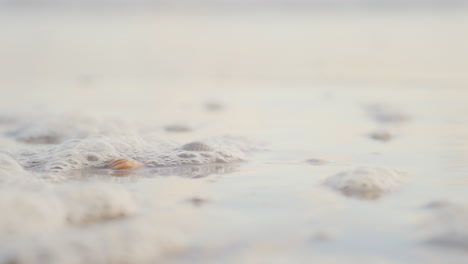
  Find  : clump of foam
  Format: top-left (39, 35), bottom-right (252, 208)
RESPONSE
top-left (59, 183), bottom-right (137, 225)
top-left (422, 201), bottom-right (468, 249)
top-left (13, 135), bottom-right (252, 173)
top-left (0, 153), bottom-right (34, 184)
top-left (0, 184), bottom-right (137, 236)
top-left (0, 190), bottom-right (65, 236)
top-left (0, 153), bottom-right (23, 172)
top-left (0, 178), bottom-right (198, 264)
top-left (323, 167), bottom-right (404, 200)
top-left (0, 217), bottom-right (188, 264)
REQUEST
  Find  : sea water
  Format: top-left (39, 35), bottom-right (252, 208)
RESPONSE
top-left (0, 6), bottom-right (468, 264)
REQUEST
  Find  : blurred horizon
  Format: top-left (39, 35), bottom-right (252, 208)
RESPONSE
top-left (2, 0), bottom-right (468, 9)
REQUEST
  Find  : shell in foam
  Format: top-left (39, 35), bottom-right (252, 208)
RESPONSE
top-left (12, 135), bottom-right (253, 173)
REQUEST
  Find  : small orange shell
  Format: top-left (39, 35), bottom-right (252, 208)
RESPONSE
top-left (106, 158), bottom-right (144, 170)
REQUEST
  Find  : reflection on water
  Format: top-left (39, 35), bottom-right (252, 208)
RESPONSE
top-left (69, 162), bottom-right (241, 179)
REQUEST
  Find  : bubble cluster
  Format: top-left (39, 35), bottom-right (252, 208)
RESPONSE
top-left (9, 135), bottom-right (251, 173)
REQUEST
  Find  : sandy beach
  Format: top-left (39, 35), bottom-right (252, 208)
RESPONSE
top-left (0, 4), bottom-right (468, 263)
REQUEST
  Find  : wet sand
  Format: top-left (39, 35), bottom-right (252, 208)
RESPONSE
top-left (0, 6), bottom-right (468, 264)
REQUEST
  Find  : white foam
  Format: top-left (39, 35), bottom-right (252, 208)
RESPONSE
top-left (9, 135), bottom-right (251, 173)
top-left (59, 183), bottom-right (137, 224)
top-left (0, 153), bottom-right (23, 172)
top-left (0, 214), bottom-right (188, 264)
top-left (0, 177), bottom-right (204, 264)
top-left (0, 189), bottom-right (65, 236)
top-left (0, 111), bottom-right (258, 263)
top-left (323, 167), bottom-right (404, 200)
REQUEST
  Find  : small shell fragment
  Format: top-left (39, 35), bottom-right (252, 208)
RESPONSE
top-left (106, 158), bottom-right (144, 170)
top-left (181, 142), bottom-right (213, 152)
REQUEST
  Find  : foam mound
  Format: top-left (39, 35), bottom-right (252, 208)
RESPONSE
top-left (323, 167), bottom-right (404, 200)
top-left (0, 180), bottom-right (192, 264)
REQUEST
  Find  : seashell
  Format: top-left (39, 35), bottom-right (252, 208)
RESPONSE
top-left (181, 142), bottom-right (213, 152)
top-left (106, 158), bottom-right (144, 170)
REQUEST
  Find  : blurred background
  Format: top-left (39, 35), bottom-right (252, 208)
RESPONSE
top-left (1, 0), bottom-right (467, 99)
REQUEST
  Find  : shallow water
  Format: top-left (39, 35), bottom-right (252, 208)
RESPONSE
top-left (1, 6), bottom-right (468, 264)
